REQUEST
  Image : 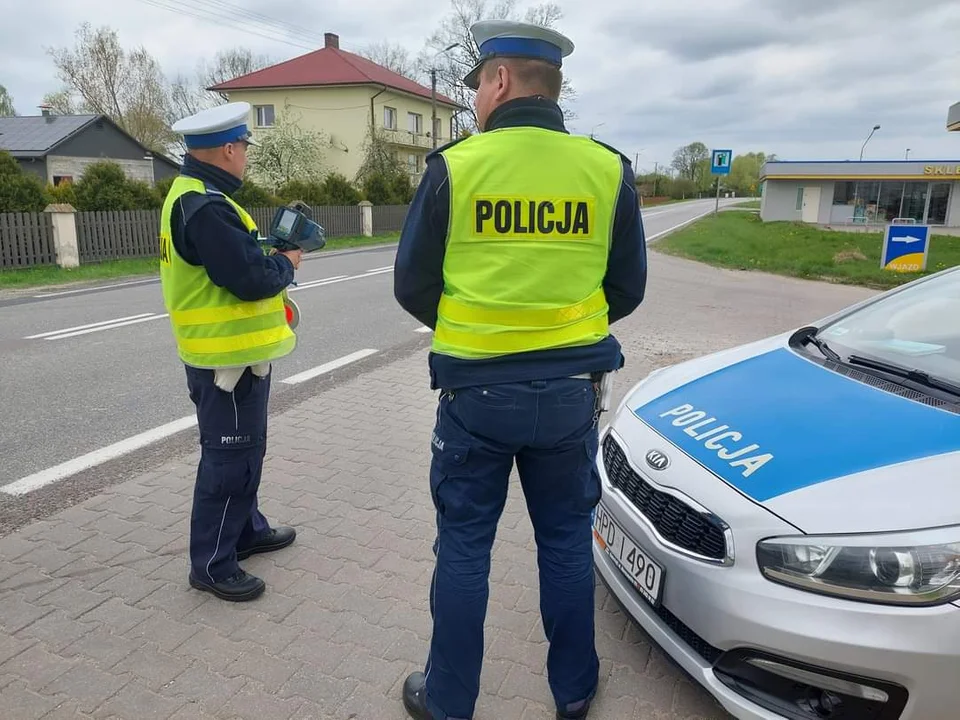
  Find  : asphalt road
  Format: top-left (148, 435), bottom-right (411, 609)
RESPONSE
top-left (0, 198), bottom-right (732, 493)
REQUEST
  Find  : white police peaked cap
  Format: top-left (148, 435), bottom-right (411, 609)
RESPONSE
top-left (171, 101), bottom-right (259, 150)
top-left (463, 19), bottom-right (575, 90)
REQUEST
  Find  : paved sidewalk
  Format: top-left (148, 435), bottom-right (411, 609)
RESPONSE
top-left (0, 254), bottom-right (876, 720)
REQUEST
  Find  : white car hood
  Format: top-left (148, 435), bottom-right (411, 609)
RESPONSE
top-left (618, 336), bottom-right (960, 535)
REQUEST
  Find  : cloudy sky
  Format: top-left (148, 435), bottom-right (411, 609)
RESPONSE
top-left (2, 0), bottom-right (958, 175)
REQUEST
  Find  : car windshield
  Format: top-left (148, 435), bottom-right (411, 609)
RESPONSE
top-left (816, 268), bottom-right (960, 387)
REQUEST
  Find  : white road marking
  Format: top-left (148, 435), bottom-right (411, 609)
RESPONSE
top-left (25, 313), bottom-right (157, 339)
top-left (289, 275), bottom-right (348, 291)
top-left (280, 348), bottom-right (378, 385)
top-left (0, 415), bottom-right (198, 496)
top-left (43, 314), bottom-right (168, 340)
top-left (647, 206), bottom-right (719, 242)
top-left (32, 277), bottom-right (159, 298)
top-left (366, 265), bottom-right (393, 273)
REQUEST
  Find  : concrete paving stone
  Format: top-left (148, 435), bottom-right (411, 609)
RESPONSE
top-left (227, 614), bottom-right (302, 656)
top-left (497, 662), bottom-right (552, 705)
top-left (277, 665), bottom-right (359, 712)
top-left (220, 645), bottom-right (302, 692)
top-left (133, 581), bottom-right (209, 617)
top-left (90, 677), bottom-right (187, 720)
top-left (330, 647), bottom-right (410, 696)
top-left (0, 633), bottom-right (38, 667)
top-left (61, 626), bottom-right (145, 669)
top-left (0, 679), bottom-right (64, 719)
top-left (76, 597), bottom-right (152, 635)
top-left (154, 661), bottom-right (246, 710)
top-left (0, 641), bottom-right (78, 691)
top-left (280, 632), bottom-right (354, 672)
top-left (169, 626), bottom-right (248, 673)
top-left (0, 594), bottom-right (56, 634)
top-left (88, 567), bottom-right (167, 607)
top-left (36, 700), bottom-right (96, 719)
top-left (218, 682), bottom-right (304, 720)
top-left (15, 610), bottom-right (102, 654)
top-left (115, 642), bottom-right (190, 692)
top-left (122, 609), bottom-right (198, 655)
top-left (39, 662), bottom-right (132, 715)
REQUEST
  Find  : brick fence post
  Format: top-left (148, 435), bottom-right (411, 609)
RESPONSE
top-left (44, 203), bottom-right (80, 268)
top-left (359, 200), bottom-right (373, 237)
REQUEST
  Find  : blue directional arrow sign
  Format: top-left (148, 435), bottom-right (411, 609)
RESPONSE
top-left (711, 149), bottom-right (732, 175)
top-left (881, 224), bottom-right (930, 272)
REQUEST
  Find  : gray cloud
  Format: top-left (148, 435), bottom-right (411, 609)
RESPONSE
top-left (1, 0), bottom-right (957, 175)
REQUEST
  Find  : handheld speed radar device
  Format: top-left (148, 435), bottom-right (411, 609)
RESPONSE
top-left (266, 201), bottom-right (326, 253)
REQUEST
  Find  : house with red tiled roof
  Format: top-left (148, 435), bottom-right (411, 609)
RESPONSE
top-left (209, 32), bottom-right (466, 186)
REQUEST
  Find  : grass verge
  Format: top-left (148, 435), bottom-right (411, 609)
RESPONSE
top-left (731, 199), bottom-right (761, 209)
top-left (0, 233), bottom-right (399, 290)
top-left (655, 211), bottom-right (960, 290)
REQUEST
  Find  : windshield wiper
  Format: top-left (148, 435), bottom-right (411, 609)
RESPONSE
top-left (847, 354), bottom-right (960, 397)
top-left (791, 326), bottom-right (842, 362)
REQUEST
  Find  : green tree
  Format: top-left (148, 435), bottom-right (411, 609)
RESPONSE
top-left (277, 179), bottom-right (328, 206)
top-left (321, 173), bottom-right (363, 205)
top-left (0, 151), bottom-right (49, 211)
top-left (72, 161), bottom-right (140, 211)
top-left (728, 152), bottom-right (776, 196)
top-left (671, 142), bottom-right (709, 185)
top-left (0, 84), bottom-right (16, 116)
top-left (234, 177), bottom-right (277, 207)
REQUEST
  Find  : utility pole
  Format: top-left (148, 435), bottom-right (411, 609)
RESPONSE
top-left (653, 161), bottom-right (659, 196)
top-left (431, 67), bottom-right (438, 150)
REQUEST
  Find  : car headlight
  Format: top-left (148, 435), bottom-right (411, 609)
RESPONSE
top-left (757, 530), bottom-right (960, 606)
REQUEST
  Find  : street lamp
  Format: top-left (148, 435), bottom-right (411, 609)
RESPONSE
top-left (859, 124), bottom-right (881, 161)
top-left (431, 43), bottom-right (458, 149)
top-left (589, 122), bottom-right (605, 139)
top-left (905, 148), bottom-right (911, 160)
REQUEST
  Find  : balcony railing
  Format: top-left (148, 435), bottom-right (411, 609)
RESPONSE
top-left (380, 127), bottom-right (441, 149)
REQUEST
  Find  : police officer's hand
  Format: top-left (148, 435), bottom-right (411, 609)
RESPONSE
top-left (280, 249), bottom-right (302, 270)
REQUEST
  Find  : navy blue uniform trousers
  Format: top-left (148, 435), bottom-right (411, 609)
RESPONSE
top-left (185, 365), bottom-right (272, 583)
top-left (423, 377), bottom-right (602, 720)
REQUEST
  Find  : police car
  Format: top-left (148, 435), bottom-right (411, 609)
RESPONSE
top-left (593, 265), bottom-right (960, 720)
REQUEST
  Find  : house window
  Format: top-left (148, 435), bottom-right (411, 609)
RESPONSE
top-left (254, 105), bottom-right (275, 127)
top-left (384, 106), bottom-right (397, 130)
top-left (407, 153), bottom-right (421, 174)
top-left (450, 116), bottom-right (456, 139)
top-left (53, 175), bottom-right (73, 186)
top-left (433, 117), bottom-right (442, 140)
top-left (408, 112), bottom-right (422, 135)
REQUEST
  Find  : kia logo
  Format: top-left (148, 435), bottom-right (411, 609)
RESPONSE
top-left (645, 449), bottom-right (670, 471)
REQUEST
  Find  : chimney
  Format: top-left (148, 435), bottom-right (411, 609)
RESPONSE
top-left (324, 32), bottom-right (339, 49)
top-left (39, 104), bottom-right (52, 117)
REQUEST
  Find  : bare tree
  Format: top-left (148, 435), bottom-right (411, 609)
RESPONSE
top-left (357, 41), bottom-right (423, 82)
top-left (41, 90), bottom-right (80, 115)
top-left (0, 84), bottom-right (16, 116)
top-left (671, 142), bottom-right (710, 184)
top-left (420, 0), bottom-right (577, 131)
top-left (45, 23), bottom-right (175, 151)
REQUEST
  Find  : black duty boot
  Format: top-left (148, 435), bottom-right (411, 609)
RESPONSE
top-left (236, 526), bottom-right (297, 560)
top-left (402, 672), bottom-right (434, 720)
top-left (557, 692), bottom-right (595, 719)
top-left (189, 569), bottom-right (265, 602)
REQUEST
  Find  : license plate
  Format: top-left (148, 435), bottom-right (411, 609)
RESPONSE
top-left (593, 502), bottom-right (665, 607)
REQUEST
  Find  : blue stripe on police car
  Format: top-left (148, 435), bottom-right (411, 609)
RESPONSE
top-left (632, 348), bottom-right (960, 503)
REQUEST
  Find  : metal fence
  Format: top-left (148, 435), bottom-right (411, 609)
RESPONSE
top-left (77, 210), bottom-right (160, 263)
top-left (0, 212), bottom-right (57, 269)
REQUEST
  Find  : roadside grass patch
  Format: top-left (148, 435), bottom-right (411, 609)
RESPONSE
top-left (0, 233), bottom-right (399, 290)
top-left (655, 211), bottom-right (960, 289)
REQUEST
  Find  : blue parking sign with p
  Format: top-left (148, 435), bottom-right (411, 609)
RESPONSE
top-left (711, 149), bottom-right (732, 175)
top-left (881, 224), bottom-right (930, 272)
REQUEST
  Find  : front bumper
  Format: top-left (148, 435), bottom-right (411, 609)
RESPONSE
top-left (593, 424), bottom-right (960, 720)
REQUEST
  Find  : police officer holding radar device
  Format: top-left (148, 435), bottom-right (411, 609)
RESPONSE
top-left (161, 101), bottom-right (325, 602)
top-left (394, 19), bottom-right (647, 720)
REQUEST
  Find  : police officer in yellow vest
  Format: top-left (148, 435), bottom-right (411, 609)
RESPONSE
top-left (394, 20), bottom-right (647, 720)
top-left (161, 102), bottom-right (301, 602)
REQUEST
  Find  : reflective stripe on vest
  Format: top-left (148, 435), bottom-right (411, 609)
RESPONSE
top-left (159, 175), bottom-right (296, 369)
top-left (433, 127), bottom-right (622, 359)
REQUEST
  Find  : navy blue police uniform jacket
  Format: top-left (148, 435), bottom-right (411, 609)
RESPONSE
top-left (394, 96), bottom-right (648, 391)
top-left (169, 154), bottom-right (295, 306)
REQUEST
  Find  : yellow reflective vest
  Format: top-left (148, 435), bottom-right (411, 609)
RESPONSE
top-left (432, 126), bottom-right (623, 360)
top-left (159, 176), bottom-right (296, 369)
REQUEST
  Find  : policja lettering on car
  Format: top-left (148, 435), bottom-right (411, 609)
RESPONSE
top-left (659, 403), bottom-right (774, 477)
